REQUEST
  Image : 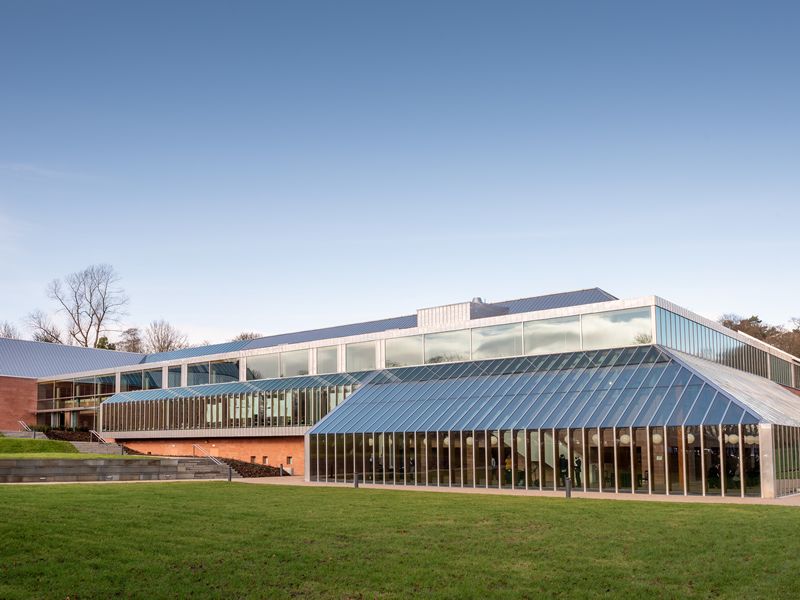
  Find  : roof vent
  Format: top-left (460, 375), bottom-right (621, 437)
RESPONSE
top-left (472, 297), bottom-right (485, 304)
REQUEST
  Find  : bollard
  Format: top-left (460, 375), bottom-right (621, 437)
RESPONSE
top-left (228, 465), bottom-right (232, 482)
top-left (280, 463), bottom-right (284, 476)
top-left (354, 473), bottom-right (360, 488)
top-left (565, 476), bottom-right (572, 499)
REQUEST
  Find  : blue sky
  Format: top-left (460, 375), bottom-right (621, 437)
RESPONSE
top-left (1, 1), bottom-right (798, 343)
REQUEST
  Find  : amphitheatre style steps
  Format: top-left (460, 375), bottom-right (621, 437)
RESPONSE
top-left (69, 441), bottom-right (125, 455)
top-left (0, 456), bottom-right (239, 483)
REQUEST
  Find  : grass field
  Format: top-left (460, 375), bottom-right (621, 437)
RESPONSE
top-left (1, 482), bottom-right (799, 599)
top-left (0, 437), bottom-right (78, 454)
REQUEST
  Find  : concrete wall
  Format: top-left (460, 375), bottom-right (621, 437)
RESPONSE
top-left (121, 436), bottom-right (306, 474)
top-left (0, 375), bottom-right (37, 430)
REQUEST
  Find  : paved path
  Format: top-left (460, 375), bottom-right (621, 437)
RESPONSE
top-left (241, 475), bottom-right (800, 506)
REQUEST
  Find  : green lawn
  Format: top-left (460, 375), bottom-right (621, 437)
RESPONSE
top-left (0, 437), bottom-right (77, 454)
top-left (0, 483), bottom-right (798, 599)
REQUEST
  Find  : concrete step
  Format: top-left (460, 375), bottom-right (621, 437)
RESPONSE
top-left (1, 431), bottom-right (42, 439)
top-left (69, 441), bottom-right (125, 455)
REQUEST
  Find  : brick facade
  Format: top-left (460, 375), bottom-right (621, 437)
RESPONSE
top-left (119, 436), bottom-right (306, 475)
top-left (0, 375), bottom-right (37, 431)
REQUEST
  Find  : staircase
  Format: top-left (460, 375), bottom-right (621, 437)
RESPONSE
top-left (1, 431), bottom-right (42, 439)
top-left (69, 441), bottom-right (125, 455)
top-left (177, 457), bottom-right (241, 479)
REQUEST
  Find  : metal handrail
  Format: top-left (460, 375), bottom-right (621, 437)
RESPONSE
top-left (89, 430), bottom-right (109, 444)
top-left (192, 444), bottom-right (224, 466)
top-left (17, 421), bottom-right (31, 432)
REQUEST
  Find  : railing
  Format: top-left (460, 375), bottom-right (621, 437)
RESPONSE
top-left (192, 444), bottom-right (224, 466)
top-left (89, 430), bottom-right (109, 444)
top-left (17, 421), bottom-right (32, 432)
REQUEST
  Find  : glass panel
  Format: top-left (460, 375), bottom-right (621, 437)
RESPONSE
top-left (722, 425), bottom-right (741, 496)
top-left (501, 431), bottom-right (513, 489)
top-left (425, 432), bottom-right (436, 486)
top-left (143, 369), bottom-right (162, 390)
top-left (743, 424), bottom-right (760, 496)
top-left (617, 428), bottom-right (633, 492)
top-left (524, 316), bottom-right (580, 355)
top-left (514, 430), bottom-right (526, 488)
top-left (74, 377), bottom-right (95, 398)
top-left (463, 432), bottom-right (475, 487)
top-left (316, 346), bottom-right (338, 374)
top-left (685, 426), bottom-right (702, 494)
top-left (438, 432), bottom-right (449, 485)
top-left (630, 427), bottom-right (647, 492)
top-left (415, 432), bottom-right (425, 485)
top-left (586, 429), bottom-right (600, 491)
top-left (582, 307), bottom-right (653, 350)
top-left (186, 363), bottom-right (209, 386)
top-left (385, 336), bottom-right (423, 368)
top-left (528, 430), bottom-right (540, 489)
top-left (168, 366), bottom-right (181, 388)
top-left (346, 341), bottom-right (376, 372)
top-left (475, 431), bottom-right (487, 486)
top-left (704, 425), bottom-right (722, 495)
top-left (210, 360), bottom-right (239, 384)
top-left (450, 432), bottom-right (461, 486)
top-left (120, 371), bottom-right (143, 392)
top-left (570, 429), bottom-right (584, 490)
top-left (542, 430), bottom-right (555, 490)
top-left (246, 354), bottom-right (279, 380)
top-left (600, 429), bottom-right (615, 491)
top-left (424, 330), bottom-right (470, 364)
top-left (489, 431), bottom-right (501, 487)
top-left (281, 350), bottom-right (309, 377)
top-left (650, 427), bottom-right (667, 494)
top-left (555, 429), bottom-right (569, 490)
top-left (472, 323), bottom-right (522, 360)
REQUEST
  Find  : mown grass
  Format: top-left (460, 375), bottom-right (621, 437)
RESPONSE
top-left (0, 437), bottom-right (77, 454)
top-left (1, 482), bottom-right (799, 599)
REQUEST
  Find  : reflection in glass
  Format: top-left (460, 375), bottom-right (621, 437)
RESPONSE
top-left (633, 428), bottom-right (648, 492)
top-left (524, 316), bottom-right (580, 355)
top-left (472, 323), bottom-right (522, 360)
top-left (582, 307), bottom-right (653, 350)
top-left (743, 424), bottom-right (760, 496)
top-left (246, 354), bottom-right (279, 380)
top-left (475, 431), bottom-right (487, 486)
top-left (121, 371), bottom-right (143, 392)
top-left (650, 426), bottom-right (667, 494)
top-left (463, 432), bottom-right (474, 487)
top-left (281, 349), bottom-right (309, 377)
top-left (722, 425), bottom-right (741, 496)
top-left (424, 330), bottom-right (470, 364)
top-left (385, 336), bottom-right (423, 368)
top-left (587, 428), bottom-right (600, 491)
top-left (685, 426), bottom-right (702, 494)
top-left (316, 346), bottom-right (338, 374)
top-left (211, 360), bottom-right (239, 384)
top-left (168, 366), bottom-right (181, 388)
top-left (143, 369), bottom-right (162, 390)
top-left (187, 363), bottom-right (209, 386)
top-left (346, 341), bottom-right (376, 371)
top-left (704, 426), bottom-right (721, 495)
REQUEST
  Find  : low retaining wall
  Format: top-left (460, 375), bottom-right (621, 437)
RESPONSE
top-left (0, 457), bottom-right (230, 483)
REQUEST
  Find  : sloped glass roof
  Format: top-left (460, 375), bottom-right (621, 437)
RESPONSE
top-left (310, 346), bottom-right (778, 435)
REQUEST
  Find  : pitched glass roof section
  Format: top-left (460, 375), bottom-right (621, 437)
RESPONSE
top-left (0, 338), bottom-right (143, 379)
top-left (104, 371), bottom-right (377, 403)
top-left (309, 346), bottom-right (794, 435)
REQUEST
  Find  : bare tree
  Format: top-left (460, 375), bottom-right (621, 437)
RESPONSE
top-left (117, 327), bottom-right (145, 353)
top-left (47, 264), bottom-right (129, 347)
top-left (145, 319), bottom-right (188, 353)
top-left (232, 331), bottom-right (262, 341)
top-left (0, 320), bottom-right (22, 339)
top-left (26, 310), bottom-right (64, 343)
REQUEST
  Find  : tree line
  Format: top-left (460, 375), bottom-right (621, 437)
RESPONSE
top-left (0, 264), bottom-right (259, 353)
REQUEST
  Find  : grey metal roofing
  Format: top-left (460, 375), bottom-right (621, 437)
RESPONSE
top-left (104, 370), bottom-right (376, 403)
top-left (310, 345), bottom-right (799, 435)
top-left (0, 338), bottom-right (143, 379)
top-left (490, 288), bottom-right (617, 315)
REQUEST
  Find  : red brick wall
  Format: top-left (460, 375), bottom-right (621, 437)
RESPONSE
top-left (0, 376), bottom-right (37, 431)
top-left (121, 436), bottom-right (306, 474)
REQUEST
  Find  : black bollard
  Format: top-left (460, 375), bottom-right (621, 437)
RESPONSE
top-left (228, 465), bottom-right (232, 482)
top-left (354, 473), bottom-right (360, 488)
top-left (565, 476), bottom-right (572, 499)
top-left (280, 463), bottom-right (284, 476)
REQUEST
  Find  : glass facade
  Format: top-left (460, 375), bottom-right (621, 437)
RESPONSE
top-left (424, 330), bottom-right (470, 364)
top-left (523, 316), bottom-right (580, 355)
top-left (281, 350), bottom-right (309, 377)
top-left (582, 307), bottom-right (652, 350)
top-left (102, 381), bottom-right (360, 432)
top-left (654, 307), bottom-right (800, 388)
top-left (246, 354), bottom-right (279, 380)
top-left (36, 373), bottom-right (117, 429)
top-left (385, 336), bottom-right (423, 368)
top-left (471, 323), bottom-right (522, 360)
top-left (168, 366), bottom-right (181, 388)
top-left (346, 341), bottom-right (376, 371)
top-left (316, 346), bottom-right (338, 374)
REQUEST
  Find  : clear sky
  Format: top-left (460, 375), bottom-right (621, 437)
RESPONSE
top-left (1, 1), bottom-right (798, 344)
